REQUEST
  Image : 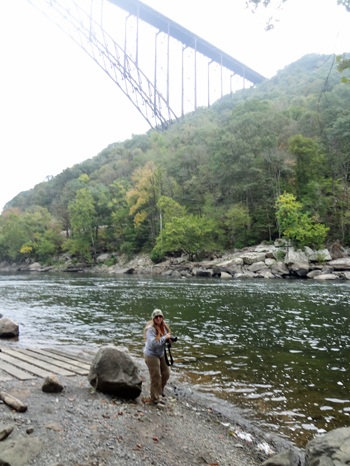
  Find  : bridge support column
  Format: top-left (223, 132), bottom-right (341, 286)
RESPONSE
top-left (194, 38), bottom-right (197, 113)
top-left (181, 45), bottom-right (186, 118)
top-left (221, 54), bottom-right (223, 99)
top-left (208, 59), bottom-right (213, 108)
top-left (167, 22), bottom-right (170, 119)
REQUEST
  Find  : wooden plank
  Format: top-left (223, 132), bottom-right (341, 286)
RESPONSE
top-left (0, 369), bottom-right (15, 382)
top-left (47, 348), bottom-right (93, 364)
top-left (0, 359), bottom-right (36, 380)
top-left (0, 348), bottom-right (76, 377)
top-left (13, 348), bottom-right (89, 376)
top-left (26, 348), bottom-right (91, 371)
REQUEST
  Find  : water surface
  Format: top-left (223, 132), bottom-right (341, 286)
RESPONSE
top-left (1, 272), bottom-right (349, 446)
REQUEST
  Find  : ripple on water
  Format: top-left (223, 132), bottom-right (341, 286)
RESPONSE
top-left (1, 273), bottom-right (350, 447)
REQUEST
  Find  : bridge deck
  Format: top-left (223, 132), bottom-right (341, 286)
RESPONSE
top-left (0, 346), bottom-right (91, 381)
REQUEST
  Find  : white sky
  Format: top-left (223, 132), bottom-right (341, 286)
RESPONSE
top-left (0, 0), bottom-right (349, 212)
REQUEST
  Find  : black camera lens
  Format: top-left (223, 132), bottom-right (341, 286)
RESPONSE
top-left (170, 336), bottom-right (178, 342)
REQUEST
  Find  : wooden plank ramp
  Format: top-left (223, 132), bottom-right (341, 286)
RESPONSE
top-left (0, 346), bottom-right (91, 381)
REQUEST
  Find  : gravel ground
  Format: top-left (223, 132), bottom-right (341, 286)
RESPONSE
top-left (0, 356), bottom-right (298, 466)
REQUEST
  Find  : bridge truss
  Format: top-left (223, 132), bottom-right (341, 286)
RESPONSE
top-left (26, 0), bottom-right (265, 130)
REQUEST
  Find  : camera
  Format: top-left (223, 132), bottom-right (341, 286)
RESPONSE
top-left (170, 336), bottom-right (177, 342)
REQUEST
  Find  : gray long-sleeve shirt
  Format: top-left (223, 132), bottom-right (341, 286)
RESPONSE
top-left (144, 324), bottom-right (167, 357)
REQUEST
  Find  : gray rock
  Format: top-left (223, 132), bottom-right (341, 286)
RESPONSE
top-left (96, 253), bottom-right (111, 263)
top-left (28, 262), bottom-right (41, 270)
top-left (305, 426), bottom-right (350, 466)
top-left (258, 270), bottom-right (275, 279)
top-left (219, 272), bottom-right (232, 279)
top-left (226, 264), bottom-right (243, 276)
top-left (262, 448), bottom-right (301, 466)
top-left (304, 247), bottom-right (332, 262)
top-left (88, 346), bottom-right (142, 399)
top-left (328, 258), bottom-right (350, 270)
top-left (265, 258), bottom-right (276, 266)
top-left (42, 375), bottom-right (63, 393)
top-left (307, 270), bottom-right (322, 279)
top-left (313, 274), bottom-right (339, 280)
top-left (284, 248), bottom-right (309, 265)
top-left (0, 318), bottom-right (19, 338)
top-left (242, 252), bottom-right (267, 265)
top-left (321, 265), bottom-right (334, 274)
top-left (216, 258), bottom-right (243, 268)
top-left (0, 437), bottom-right (43, 466)
top-left (329, 241), bottom-right (346, 259)
top-left (290, 262), bottom-right (310, 277)
top-left (171, 270), bottom-right (182, 277)
top-left (162, 269), bottom-right (173, 276)
top-left (243, 271), bottom-right (258, 278)
top-left (342, 271), bottom-right (350, 280)
top-left (248, 261), bottom-right (268, 272)
top-left (0, 423), bottom-right (14, 441)
top-left (271, 262), bottom-right (290, 276)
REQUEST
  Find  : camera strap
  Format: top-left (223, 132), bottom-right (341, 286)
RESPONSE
top-left (164, 343), bottom-right (174, 366)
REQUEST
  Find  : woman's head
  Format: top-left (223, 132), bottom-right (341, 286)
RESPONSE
top-left (151, 309), bottom-right (163, 325)
top-left (144, 309), bottom-right (170, 341)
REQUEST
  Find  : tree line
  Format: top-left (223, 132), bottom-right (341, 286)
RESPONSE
top-left (0, 54), bottom-right (349, 265)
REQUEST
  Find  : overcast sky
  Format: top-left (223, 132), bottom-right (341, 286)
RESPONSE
top-left (0, 0), bottom-right (349, 212)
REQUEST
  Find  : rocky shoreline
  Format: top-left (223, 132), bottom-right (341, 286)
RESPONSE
top-left (1, 346), bottom-right (348, 466)
top-left (2, 241), bottom-right (350, 282)
top-left (0, 347), bottom-right (297, 466)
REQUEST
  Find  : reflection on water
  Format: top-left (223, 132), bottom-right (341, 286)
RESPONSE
top-left (1, 272), bottom-right (350, 446)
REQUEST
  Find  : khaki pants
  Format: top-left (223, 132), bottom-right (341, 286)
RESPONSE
top-left (144, 354), bottom-right (170, 403)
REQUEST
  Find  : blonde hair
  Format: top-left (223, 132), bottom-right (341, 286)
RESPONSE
top-left (144, 319), bottom-right (170, 342)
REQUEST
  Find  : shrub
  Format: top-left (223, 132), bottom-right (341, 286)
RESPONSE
top-left (150, 248), bottom-right (166, 264)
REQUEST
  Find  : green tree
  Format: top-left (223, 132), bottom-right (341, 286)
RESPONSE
top-left (154, 215), bottom-right (216, 259)
top-left (276, 193), bottom-right (329, 249)
top-left (65, 189), bottom-right (97, 262)
top-left (225, 203), bottom-right (252, 248)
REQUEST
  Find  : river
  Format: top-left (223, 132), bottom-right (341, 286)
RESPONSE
top-left (1, 272), bottom-right (349, 447)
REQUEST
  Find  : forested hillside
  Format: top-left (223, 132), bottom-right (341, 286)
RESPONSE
top-left (1, 53), bottom-right (350, 265)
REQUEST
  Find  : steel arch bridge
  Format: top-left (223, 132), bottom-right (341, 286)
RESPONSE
top-left (26, 0), bottom-right (265, 131)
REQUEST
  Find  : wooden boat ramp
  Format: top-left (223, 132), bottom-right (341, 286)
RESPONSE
top-left (0, 346), bottom-right (91, 382)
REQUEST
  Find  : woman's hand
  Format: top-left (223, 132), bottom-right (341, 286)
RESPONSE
top-left (165, 333), bottom-right (171, 340)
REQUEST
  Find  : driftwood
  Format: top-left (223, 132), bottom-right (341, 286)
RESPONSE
top-left (0, 391), bottom-right (27, 412)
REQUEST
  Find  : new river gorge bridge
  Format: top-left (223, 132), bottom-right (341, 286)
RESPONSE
top-left (27, 0), bottom-right (266, 130)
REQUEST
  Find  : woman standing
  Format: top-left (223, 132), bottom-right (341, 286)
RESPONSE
top-left (144, 309), bottom-right (172, 406)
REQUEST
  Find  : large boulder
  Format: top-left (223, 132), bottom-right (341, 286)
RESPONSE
top-left (304, 247), bottom-right (332, 262)
top-left (328, 258), bottom-right (350, 270)
top-left (305, 427), bottom-right (350, 466)
top-left (0, 319), bottom-right (19, 338)
top-left (313, 274), bottom-right (339, 280)
top-left (248, 261), bottom-right (268, 273)
top-left (329, 241), bottom-right (346, 259)
top-left (96, 253), bottom-right (111, 264)
top-left (271, 262), bottom-right (290, 276)
top-left (307, 270), bottom-right (322, 279)
top-left (241, 252), bottom-right (267, 265)
top-left (290, 262), bottom-right (310, 277)
top-left (284, 248), bottom-right (309, 266)
top-left (261, 449), bottom-right (301, 466)
top-left (88, 346), bottom-right (142, 399)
